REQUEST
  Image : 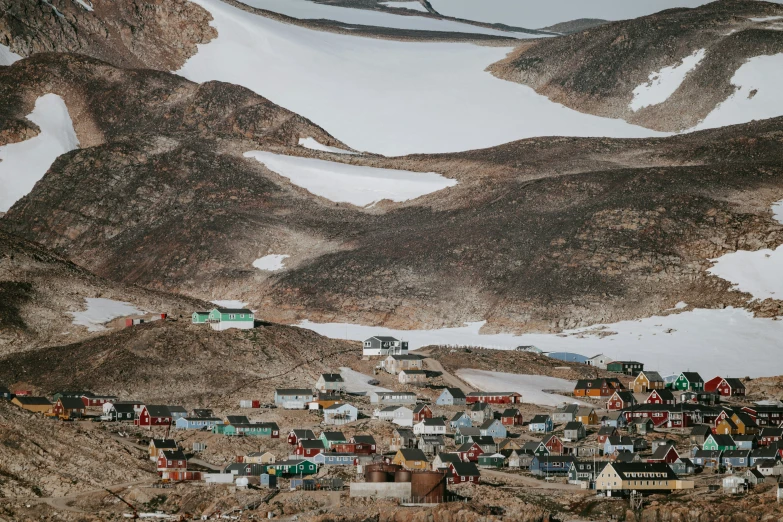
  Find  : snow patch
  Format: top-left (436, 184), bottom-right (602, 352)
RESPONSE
top-left (694, 53), bottom-right (783, 130)
top-left (177, 0), bottom-right (664, 156)
top-left (298, 138), bottom-right (356, 155)
top-left (69, 298), bottom-right (145, 332)
top-left (252, 254), bottom-right (289, 271)
top-left (211, 300), bottom-right (249, 308)
top-left (339, 367), bottom-right (391, 394)
top-left (456, 369), bottom-right (586, 407)
top-left (73, 0), bottom-right (94, 11)
top-left (708, 247), bottom-right (783, 301)
top-left (0, 94), bottom-right (79, 212)
top-left (749, 15), bottom-right (783, 22)
top-left (629, 49), bottom-right (705, 112)
top-left (0, 44), bottom-right (22, 66)
top-left (773, 200), bottom-right (783, 225)
top-left (380, 1), bottom-right (429, 13)
top-left (244, 151), bottom-right (457, 206)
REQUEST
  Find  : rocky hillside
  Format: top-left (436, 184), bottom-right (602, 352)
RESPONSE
top-left (490, 0), bottom-right (783, 131)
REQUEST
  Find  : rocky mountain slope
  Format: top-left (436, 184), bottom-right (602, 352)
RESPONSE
top-left (1, 53), bottom-right (783, 334)
top-left (490, 0), bottom-right (783, 131)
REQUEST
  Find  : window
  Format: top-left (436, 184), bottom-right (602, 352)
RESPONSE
top-left (229, 314), bottom-right (236, 319)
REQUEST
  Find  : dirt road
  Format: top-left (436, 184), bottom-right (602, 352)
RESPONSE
top-left (419, 352), bottom-right (476, 393)
top-left (481, 469), bottom-right (583, 491)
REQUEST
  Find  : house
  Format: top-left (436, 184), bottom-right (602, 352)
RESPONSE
top-left (671, 458), bottom-right (696, 476)
top-left (607, 391), bottom-right (636, 411)
top-left (746, 468), bottom-right (767, 485)
top-left (742, 405), bottom-right (783, 427)
top-left (498, 438), bottom-right (522, 451)
top-left (308, 395), bottom-right (343, 411)
top-left (605, 436), bottom-right (634, 455)
top-left (413, 404), bottom-right (433, 423)
top-left (757, 459), bottom-right (783, 477)
top-left (448, 462), bottom-right (481, 484)
top-left (574, 379), bottom-right (622, 398)
top-left (175, 416), bottom-right (221, 430)
top-left (704, 377), bottom-right (746, 397)
top-left (337, 435), bottom-right (377, 454)
top-left (390, 428), bottom-right (416, 451)
top-left (80, 393), bottom-right (118, 407)
top-left (288, 429), bottom-right (317, 445)
top-left (213, 422), bottom-right (279, 438)
top-left (149, 439), bottom-right (178, 460)
top-left (528, 415), bottom-right (553, 433)
top-left (383, 354), bottom-right (424, 375)
top-left (192, 311), bottom-right (209, 324)
top-left (225, 463), bottom-right (268, 477)
top-left (479, 418), bottom-right (506, 439)
top-left (135, 405), bottom-right (172, 427)
top-left (674, 372), bottom-right (705, 392)
top-left (362, 336), bottom-right (408, 357)
top-left (392, 448), bottom-right (428, 470)
top-left (522, 441), bottom-right (550, 457)
top-left (315, 374), bottom-right (345, 393)
top-left (630, 418), bottom-right (655, 436)
top-left (731, 412), bottom-right (759, 435)
top-left (369, 391), bottom-right (417, 406)
top-left (455, 427), bottom-right (481, 445)
top-left (734, 435), bottom-right (758, 451)
top-left (760, 427), bottom-right (783, 446)
top-left (51, 397), bottom-right (86, 419)
top-left (11, 396), bottom-right (52, 414)
top-left (690, 425), bottom-right (712, 446)
top-left (318, 431), bottom-right (347, 449)
top-left (167, 406), bottom-right (187, 422)
top-left (749, 448), bottom-right (779, 466)
top-left (568, 460), bottom-right (609, 484)
top-left (313, 453), bottom-right (357, 467)
top-left (323, 403), bottom-right (358, 425)
top-left (530, 455), bottom-right (576, 476)
top-left (552, 404), bottom-right (579, 423)
top-left (633, 371), bottom-right (665, 393)
top-left (681, 391), bottom-right (720, 405)
top-left (418, 435), bottom-right (446, 455)
top-left (564, 422), bottom-right (586, 441)
top-left (721, 450), bottom-right (751, 469)
top-left (692, 450), bottom-right (722, 468)
top-left (576, 407), bottom-right (598, 426)
top-left (473, 436), bottom-right (498, 454)
top-left (543, 434), bottom-right (564, 455)
top-left (722, 475), bottom-right (747, 494)
top-left (469, 402), bottom-right (493, 424)
top-left (648, 445), bottom-right (680, 465)
top-left (106, 403), bottom-right (136, 422)
top-left (598, 426), bottom-right (618, 444)
top-left (500, 408), bottom-right (523, 426)
top-left (634, 438), bottom-right (650, 452)
top-left (512, 450), bottom-right (535, 469)
top-left (433, 452), bottom-right (463, 471)
top-left (274, 389), bottom-right (314, 410)
top-left (157, 450), bottom-right (188, 478)
top-left (436, 387), bottom-right (466, 406)
top-left (602, 411), bottom-right (626, 429)
top-left (269, 459), bottom-right (318, 476)
top-left (646, 389), bottom-right (675, 406)
top-left (595, 462), bottom-right (691, 493)
top-left (191, 408), bottom-right (214, 419)
top-left (399, 370), bottom-right (428, 385)
top-left (413, 418), bottom-right (447, 436)
top-left (374, 406), bottom-right (414, 426)
top-left (456, 442), bottom-right (484, 462)
top-left (715, 416), bottom-right (738, 436)
top-left (703, 434), bottom-right (737, 452)
top-left (465, 392), bottom-right (521, 405)
top-left (587, 354), bottom-right (612, 369)
top-left (449, 412), bottom-right (472, 430)
top-left (606, 361), bottom-right (644, 376)
top-left (477, 453), bottom-right (505, 469)
top-left (295, 440), bottom-right (326, 458)
top-left (206, 307), bottom-right (254, 331)
top-left (243, 452), bottom-right (276, 464)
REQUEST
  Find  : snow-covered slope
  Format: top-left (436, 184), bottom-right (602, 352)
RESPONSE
top-left (69, 298), bottom-right (145, 332)
top-left (380, 1), bottom-right (428, 13)
top-left (244, 151), bottom-right (457, 205)
top-left (630, 49), bottom-right (706, 111)
top-left (252, 254), bottom-right (289, 271)
top-left (0, 44), bottom-right (22, 66)
top-left (456, 369), bottom-right (585, 407)
top-left (0, 94), bottom-right (79, 212)
top-left (178, 0), bottom-right (663, 156)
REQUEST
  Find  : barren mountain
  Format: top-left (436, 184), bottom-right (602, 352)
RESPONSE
top-left (490, 0), bottom-right (783, 131)
top-left (1, 53), bottom-right (782, 334)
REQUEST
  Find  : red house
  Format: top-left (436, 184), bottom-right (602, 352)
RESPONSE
top-left (543, 434), bottom-right (563, 456)
top-left (466, 392), bottom-right (521, 405)
top-left (350, 435), bottom-right (377, 454)
top-left (759, 428), bottom-right (783, 447)
top-left (295, 440), bottom-right (325, 458)
top-left (448, 462), bottom-right (480, 484)
top-left (648, 445), bottom-right (680, 464)
top-left (500, 408), bottom-right (523, 426)
top-left (81, 393), bottom-right (118, 407)
top-left (157, 449), bottom-right (189, 479)
top-left (51, 397), bottom-right (86, 419)
top-left (705, 377), bottom-right (746, 397)
top-left (597, 426), bottom-right (617, 444)
top-left (742, 405), bottom-right (783, 427)
top-left (456, 442), bottom-right (484, 462)
top-left (288, 429), bottom-right (316, 445)
top-left (646, 389), bottom-right (675, 406)
top-left (607, 391), bottom-right (636, 411)
top-left (413, 404), bottom-right (433, 423)
top-left (135, 405), bottom-right (172, 428)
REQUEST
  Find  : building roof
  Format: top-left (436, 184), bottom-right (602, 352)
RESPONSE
top-left (299, 440), bottom-right (326, 449)
top-left (215, 308), bottom-right (252, 314)
top-left (610, 361), bottom-right (643, 366)
top-left (722, 450), bottom-right (750, 458)
top-left (530, 415), bottom-right (551, 424)
top-left (394, 428), bottom-right (414, 437)
top-left (58, 397), bottom-right (86, 409)
top-left (450, 412), bottom-right (468, 421)
top-left (14, 396), bottom-right (52, 406)
top-left (167, 405), bottom-right (187, 413)
top-left (451, 461), bottom-right (481, 476)
top-left (111, 403), bottom-right (136, 414)
top-left (150, 438), bottom-right (177, 449)
top-left (757, 459), bottom-right (780, 469)
top-left (607, 436), bottom-right (633, 446)
top-left (374, 391), bottom-right (416, 397)
top-left (576, 407), bottom-right (594, 416)
top-left (709, 434), bottom-right (736, 446)
top-left (694, 449), bottom-right (722, 458)
top-left (564, 422), bottom-right (584, 431)
top-left (650, 389), bottom-right (675, 401)
top-left (557, 404), bottom-right (580, 414)
top-left (457, 442), bottom-right (481, 452)
top-left (479, 418), bottom-right (500, 429)
top-left (367, 336), bottom-right (401, 343)
top-left (160, 450), bottom-right (187, 461)
top-left (351, 435), bottom-right (376, 445)
top-left (598, 426), bottom-right (617, 435)
top-left (614, 391), bottom-right (636, 402)
top-left (291, 429), bottom-right (316, 439)
top-left (466, 391), bottom-right (520, 397)
top-left (457, 427), bottom-right (481, 436)
top-left (761, 427), bottom-right (783, 437)
top-left (615, 452), bottom-right (641, 463)
top-left (680, 372), bottom-right (703, 382)
top-left (389, 354), bottom-right (424, 361)
top-left (228, 415), bottom-right (251, 425)
top-left (610, 462), bottom-right (677, 481)
top-left (650, 445), bottom-right (678, 460)
top-left (321, 431), bottom-right (346, 441)
top-left (472, 436), bottom-right (496, 446)
top-left (470, 402), bottom-right (492, 412)
top-left (398, 448), bottom-right (427, 461)
top-left (733, 412), bottom-right (758, 428)
top-left (436, 453), bottom-right (463, 466)
top-left (324, 402), bottom-right (355, 411)
top-left (641, 371), bottom-right (664, 382)
top-left (320, 374), bottom-right (344, 383)
top-left (420, 418), bottom-right (446, 426)
top-left (750, 448), bottom-right (779, 458)
top-left (400, 370), bottom-right (428, 375)
top-left (501, 408), bottom-right (521, 417)
top-left (276, 388), bottom-right (313, 396)
top-left (145, 405), bottom-right (171, 418)
top-left (443, 387), bottom-right (466, 399)
top-left (192, 409), bottom-right (214, 418)
top-left (724, 378), bottom-right (745, 389)
top-left (691, 425), bottom-right (712, 436)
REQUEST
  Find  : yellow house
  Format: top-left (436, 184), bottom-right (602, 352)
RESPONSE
top-left (632, 371), bottom-right (665, 393)
top-left (11, 396), bottom-right (52, 414)
top-left (392, 448), bottom-right (428, 470)
top-left (576, 407), bottom-right (599, 426)
top-left (595, 462), bottom-right (694, 494)
top-left (715, 418), bottom-right (739, 436)
top-left (731, 413), bottom-right (759, 436)
top-left (245, 451), bottom-right (276, 464)
top-left (499, 438), bottom-right (522, 451)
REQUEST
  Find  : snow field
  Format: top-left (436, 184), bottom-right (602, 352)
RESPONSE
top-left (339, 367), bottom-right (391, 394)
top-left (455, 369), bottom-right (586, 407)
top-left (380, 1), bottom-right (429, 13)
top-left (211, 300), bottom-right (249, 308)
top-left (0, 94), bottom-right (80, 212)
top-left (629, 49), bottom-right (705, 111)
top-left (298, 138), bottom-right (356, 155)
top-left (252, 254), bottom-right (290, 271)
top-left (244, 151), bottom-right (457, 206)
top-left (0, 44), bottom-right (22, 66)
top-left (69, 298), bottom-right (145, 332)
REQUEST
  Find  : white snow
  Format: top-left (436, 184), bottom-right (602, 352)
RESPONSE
top-left (235, 0), bottom-right (531, 37)
top-left (773, 200), bottom-right (783, 224)
top-left (297, 307), bottom-right (783, 378)
top-left (694, 53), bottom-right (783, 130)
top-left (73, 0), bottom-right (94, 11)
top-left (252, 254), bottom-right (289, 271)
top-left (380, 1), bottom-right (429, 13)
top-left (456, 369), bottom-right (586, 407)
top-left (749, 15), bottom-right (783, 22)
top-left (211, 300), bottom-right (249, 308)
top-left (339, 367), bottom-right (391, 394)
top-left (298, 137), bottom-right (356, 155)
top-left (244, 151), bottom-right (457, 206)
top-left (708, 248), bottom-right (783, 301)
top-left (0, 44), bottom-right (22, 66)
top-left (177, 0), bottom-right (664, 156)
top-left (629, 49), bottom-right (705, 111)
top-left (0, 94), bottom-right (80, 212)
top-left (674, 302), bottom-right (687, 309)
top-left (69, 298), bottom-right (145, 332)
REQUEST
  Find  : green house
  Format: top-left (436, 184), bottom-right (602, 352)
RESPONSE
top-left (674, 372), bottom-right (704, 391)
top-left (212, 422), bottom-right (279, 438)
top-left (192, 311), bottom-right (209, 324)
top-left (703, 434), bottom-right (737, 452)
top-left (606, 361), bottom-right (643, 376)
top-left (319, 431), bottom-right (347, 449)
top-left (270, 459), bottom-right (318, 476)
top-left (207, 308), bottom-right (255, 331)
top-left (477, 453), bottom-right (505, 469)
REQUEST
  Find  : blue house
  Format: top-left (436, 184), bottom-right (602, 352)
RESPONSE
top-left (312, 453), bottom-right (356, 466)
top-left (530, 455), bottom-right (577, 476)
top-left (449, 412), bottom-right (472, 430)
top-left (436, 388), bottom-right (467, 406)
top-left (175, 416), bottom-right (220, 430)
top-left (721, 450), bottom-right (750, 469)
top-left (259, 474), bottom-right (277, 488)
top-left (479, 419), bottom-right (507, 439)
top-left (733, 435), bottom-right (757, 451)
top-left (528, 415), bottom-right (553, 433)
top-left (604, 436), bottom-right (634, 455)
top-left (749, 448), bottom-right (779, 466)
top-left (692, 449), bottom-right (722, 468)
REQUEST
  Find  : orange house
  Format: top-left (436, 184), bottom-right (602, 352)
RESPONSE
top-left (574, 379), bottom-right (622, 398)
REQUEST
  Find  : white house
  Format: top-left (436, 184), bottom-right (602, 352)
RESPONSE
top-left (207, 308), bottom-right (255, 331)
top-left (323, 403), bottom-right (358, 425)
top-left (399, 370), bottom-right (428, 385)
top-left (587, 354), bottom-right (612, 369)
top-left (374, 406), bottom-right (414, 427)
top-left (315, 374), bottom-right (345, 393)
top-left (363, 336), bottom-right (408, 357)
top-left (369, 391), bottom-right (417, 405)
top-left (413, 418), bottom-right (447, 436)
top-left (274, 389), bottom-right (314, 409)
top-left (382, 354), bottom-right (425, 375)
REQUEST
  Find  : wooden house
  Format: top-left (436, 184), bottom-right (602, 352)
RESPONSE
top-left (295, 439), bottom-right (326, 458)
top-left (455, 427), bottom-right (481, 445)
top-left (319, 431), bottom-right (347, 449)
top-left (528, 414), bottom-right (553, 433)
top-left (742, 405), bottom-right (783, 427)
top-left (433, 452), bottom-right (463, 471)
top-left (721, 450), bottom-right (751, 469)
top-left (597, 426), bottom-right (618, 444)
top-left (175, 416), bottom-right (221, 431)
top-left (11, 396), bottom-right (52, 414)
top-left (563, 422), bottom-right (586, 441)
top-left (390, 428), bottom-right (416, 451)
top-left (760, 427), bottom-right (783, 446)
top-left (690, 425), bottom-right (712, 446)
top-left (587, 354), bottom-right (612, 369)
top-left (436, 387), bottom-right (466, 406)
top-left (574, 378), bottom-right (622, 398)
top-left (674, 372), bottom-right (704, 392)
top-left (243, 451), bottom-right (276, 464)
top-left (323, 403), bottom-right (358, 425)
top-left (288, 429), bottom-right (316, 445)
top-left (498, 438), bottom-right (522, 451)
top-left (749, 448), bottom-right (778, 466)
top-left (633, 371), bottom-right (665, 393)
top-left (648, 445), bottom-right (680, 464)
top-left (469, 402), bottom-right (493, 424)
top-left (392, 448), bottom-right (428, 470)
top-left (448, 462), bottom-right (481, 484)
top-left (51, 397), bottom-right (86, 419)
top-left (595, 462), bottom-right (690, 493)
top-left (157, 450), bottom-right (188, 479)
top-left (149, 439), bottom-right (178, 460)
top-left (604, 436), bottom-right (634, 455)
top-left (522, 440), bottom-right (550, 456)
top-left (456, 442), bottom-right (484, 462)
top-left (413, 417), bottom-right (447, 436)
top-left (606, 361), bottom-right (644, 376)
top-left (417, 435), bottom-right (446, 455)
top-left (575, 407), bottom-right (598, 426)
top-left (383, 354), bottom-right (424, 375)
top-left (399, 370), bottom-right (428, 385)
top-left (477, 453), bottom-right (505, 469)
top-left (530, 455), bottom-right (576, 476)
top-left (369, 391), bottom-right (417, 406)
top-left (734, 435), bottom-right (758, 451)
top-left (500, 408), bottom-right (523, 426)
top-left (703, 434), bottom-right (737, 451)
top-left (479, 418), bottom-right (506, 438)
top-left (607, 391), bottom-right (636, 411)
top-left (731, 412), bottom-right (760, 435)
top-left (705, 377), bottom-right (746, 397)
top-left (543, 434), bottom-right (564, 455)
top-left (191, 311), bottom-right (209, 324)
top-left (552, 404), bottom-right (579, 423)
top-left (135, 405), bottom-right (171, 428)
top-left (568, 460), bottom-right (608, 484)
top-left (274, 389), bottom-right (314, 409)
top-left (630, 418), bottom-right (655, 435)
top-left (757, 459), bottom-right (783, 477)
top-left (413, 404), bottom-right (433, 423)
top-left (362, 336), bottom-right (408, 357)
top-left (106, 403), bottom-right (136, 422)
top-left (315, 374), bottom-right (345, 393)
top-left (646, 389), bottom-right (675, 406)
top-left (466, 391), bottom-right (521, 405)
top-left (692, 449), bottom-right (723, 468)
top-left (206, 307), bottom-right (254, 331)
top-left (269, 459), bottom-right (317, 476)
top-left (449, 412), bottom-right (472, 430)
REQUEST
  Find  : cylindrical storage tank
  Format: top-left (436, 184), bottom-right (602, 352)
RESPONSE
top-left (394, 470), bottom-right (412, 483)
top-left (411, 471), bottom-right (448, 504)
top-left (364, 463), bottom-right (401, 481)
top-left (366, 471), bottom-right (389, 483)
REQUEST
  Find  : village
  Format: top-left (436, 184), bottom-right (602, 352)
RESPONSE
top-left (3, 306), bottom-right (783, 520)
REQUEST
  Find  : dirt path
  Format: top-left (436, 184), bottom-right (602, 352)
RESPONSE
top-left (109, 432), bottom-right (221, 471)
top-left (419, 353), bottom-right (476, 393)
top-left (480, 469), bottom-right (583, 491)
